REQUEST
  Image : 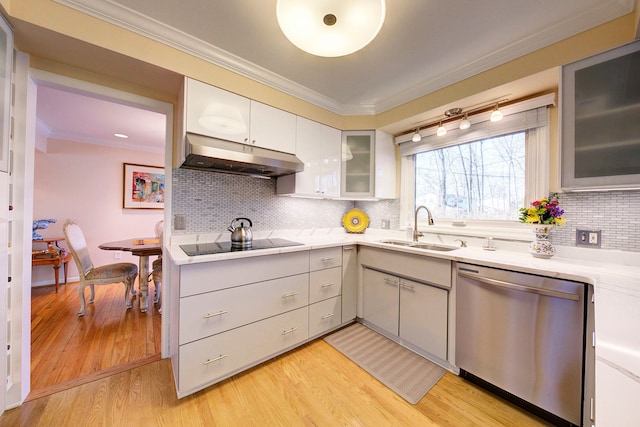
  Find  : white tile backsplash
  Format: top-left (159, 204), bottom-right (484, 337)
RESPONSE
top-left (173, 168), bottom-right (640, 253)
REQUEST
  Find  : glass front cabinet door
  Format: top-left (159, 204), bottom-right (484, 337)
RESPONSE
top-left (561, 39), bottom-right (640, 190)
top-left (341, 131), bottom-right (375, 197)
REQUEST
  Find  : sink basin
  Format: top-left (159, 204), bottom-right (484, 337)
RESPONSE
top-left (379, 240), bottom-right (414, 246)
top-left (411, 243), bottom-right (459, 251)
top-left (380, 240), bottom-right (459, 251)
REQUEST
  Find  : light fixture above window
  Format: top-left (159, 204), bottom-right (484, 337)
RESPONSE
top-left (459, 114), bottom-right (471, 130)
top-left (276, 0), bottom-right (386, 57)
top-left (436, 122), bottom-right (447, 137)
top-left (490, 103), bottom-right (504, 122)
top-left (412, 129), bottom-right (422, 142)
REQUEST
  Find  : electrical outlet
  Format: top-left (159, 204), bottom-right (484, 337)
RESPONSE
top-left (381, 219), bottom-right (390, 229)
top-left (576, 229), bottom-right (601, 248)
top-left (174, 214), bottom-right (186, 231)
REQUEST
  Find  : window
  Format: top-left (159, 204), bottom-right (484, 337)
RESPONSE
top-left (415, 131), bottom-right (525, 221)
top-left (397, 94), bottom-right (555, 235)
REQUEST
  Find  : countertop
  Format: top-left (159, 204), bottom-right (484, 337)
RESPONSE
top-left (167, 228), bottom-right (640, 425)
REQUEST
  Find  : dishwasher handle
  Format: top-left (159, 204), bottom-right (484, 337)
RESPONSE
top-left (458, 270), bottom-right (580, 301)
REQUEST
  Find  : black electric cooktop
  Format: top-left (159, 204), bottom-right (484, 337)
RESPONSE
top-left (180, 238), bottom-right (304, 256)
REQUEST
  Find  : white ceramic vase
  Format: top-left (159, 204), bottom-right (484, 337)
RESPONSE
top-left (528, 225), bottom-right (555, 258)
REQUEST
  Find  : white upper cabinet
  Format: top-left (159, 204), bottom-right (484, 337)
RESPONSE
top-left (249, 101), bottom-right (296, 154)
top-left (185, 78), bottom-right (250, 144)
top-left (341, 130), bottom-right (396, 199)
top-left (276, 117), bottom-right (341, 197)
top-left (184, 78), bottom-right (296, 154)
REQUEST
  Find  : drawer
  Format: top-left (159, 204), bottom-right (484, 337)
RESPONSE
top-left (180, 250), bottom-right (309, 297)
top-left (309, 296), bottom-right (342, 337)
top-left (178, 307), bottom-right (309, 395)
top-left (309, 266), bottom-right (342, 304)
top-left (309, 246), bottom-right (342, 271)
top-left (179, 273), bottom-right (309, 344)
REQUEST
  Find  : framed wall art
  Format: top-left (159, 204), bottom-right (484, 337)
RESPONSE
top-left (123, 163), bottom-right (165, 209)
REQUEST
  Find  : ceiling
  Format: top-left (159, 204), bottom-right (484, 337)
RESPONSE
top-left (34, 0), bottom-right (635, 151)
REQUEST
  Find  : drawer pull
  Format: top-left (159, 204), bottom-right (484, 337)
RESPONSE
top-left (282, 292), bottom-right (299, 299)
top-left (203, 310), bottom-right (228, 319)
top-left (321, 257), bottom-right (335, 262)
top-left (321, 313), bottom-right (335, 320)
top-left (203, 354), bottom-right (228, 365)
top-left (321, 283), bottom-right (335, 288)
top-left (282, 327), bottom-right (298, 335)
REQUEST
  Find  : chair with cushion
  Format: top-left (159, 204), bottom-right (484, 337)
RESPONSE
top-left (63, 219), bottom-right (138, 317)
top-left (149, 220), bottom-right (163, 313)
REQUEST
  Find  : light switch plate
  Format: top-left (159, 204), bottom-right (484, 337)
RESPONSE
top-left (576, 229), bottom-right (601, 248)
top-left (174, 214), bottom-right (186, 231)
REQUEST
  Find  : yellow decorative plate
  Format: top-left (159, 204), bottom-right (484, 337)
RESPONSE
top-left (342, 209), bottom-right (369, 233)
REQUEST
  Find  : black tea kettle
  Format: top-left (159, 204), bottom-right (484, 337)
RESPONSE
top-left (228, 217), bottom-right (253, 248)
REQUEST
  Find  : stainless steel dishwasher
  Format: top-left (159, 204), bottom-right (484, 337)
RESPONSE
top-left (456, 262), bottom-right (587, 427)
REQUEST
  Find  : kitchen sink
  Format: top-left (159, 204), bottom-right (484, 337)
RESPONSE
top-left (380, 240), bottom-right (459, 251)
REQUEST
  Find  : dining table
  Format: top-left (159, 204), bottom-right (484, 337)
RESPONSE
top-left (99, 237), bottom-right (162, 313)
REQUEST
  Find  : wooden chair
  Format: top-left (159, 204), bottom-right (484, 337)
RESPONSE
top-left (63, 219), bottom-right (138, 317)
top-left (150, 220), bottom-right (163, 313)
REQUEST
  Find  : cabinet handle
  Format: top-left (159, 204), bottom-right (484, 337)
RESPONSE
top-left (321, 283), bottom-right (335, 288)
top-left (203, 354), bottom-right (228, 365)
top-left (282, 327), bottom-right (298, 335)
top-left (343, 247), bottom-right (354, 251)
top-left (383, 277), bottom-right (398, 286)
top-left (282, 292), bottom-right (299, 299)
top-left (321, 313), bottom-right (335, 320)
top-left (400, 283), bottom-right (415, 291)
top-left (321, 257), bottom-right (335, 262)
top-left (203, 310), bottom-right (228, 319)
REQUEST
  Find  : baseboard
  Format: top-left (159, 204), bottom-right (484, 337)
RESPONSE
top-left (31, 276), bottom-right (80, 287)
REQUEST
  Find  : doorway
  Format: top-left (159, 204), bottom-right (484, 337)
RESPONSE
top-left (27, 71), bottom-right (173, 398)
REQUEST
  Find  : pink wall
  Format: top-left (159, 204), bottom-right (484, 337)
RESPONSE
top-left (32, 138), bottom-right (164, 287)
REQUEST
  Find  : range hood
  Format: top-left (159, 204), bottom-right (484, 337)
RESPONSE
top-left (181, 132), bottom-right (304, 178)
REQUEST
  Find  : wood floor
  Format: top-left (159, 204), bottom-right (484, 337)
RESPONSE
top-left (29, 280), bottom-right (162, 398)
top-left (3, 298), bottom-right (551, 426)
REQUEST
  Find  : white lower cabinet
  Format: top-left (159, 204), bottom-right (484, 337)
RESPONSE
top-left (179, 307), bottom-right (309, 395)
top-left (363, 266), bottom-right (448, 360)
top-left (173, 246), bottom-right (349, 398)
top-left (399, 278), bottom-right (448, 360)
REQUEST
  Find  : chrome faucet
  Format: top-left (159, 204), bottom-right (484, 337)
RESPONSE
top-left (413, 205), bottom-right (434, 241)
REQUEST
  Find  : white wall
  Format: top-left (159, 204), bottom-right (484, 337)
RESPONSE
top-left (32, 138), bottom-right (164, 286)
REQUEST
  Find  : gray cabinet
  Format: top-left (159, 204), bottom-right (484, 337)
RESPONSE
top-left (341, 246), bottom-right (357, 322)
top-left (561, 39), bottom-right (640, 190)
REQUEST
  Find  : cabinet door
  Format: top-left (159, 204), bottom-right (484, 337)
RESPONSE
top-left (250, 101), bottom-right (296, 153)
top-left (292, 116), bottom-right (322, 195)
top-left (341, 130), bottom-right (375, 197)
top-left (320, 125), bottom-right (342, 198)
top-left (341, 246), bottom-right (357, 322)
top-left (374, 130), bottom-right (396, 199)
top-left (185, 78), bottom-right (250, 144)
top-left (399, 278), bottom-right (448, 360)
top-left (363, 268), bottom-right (398, 336)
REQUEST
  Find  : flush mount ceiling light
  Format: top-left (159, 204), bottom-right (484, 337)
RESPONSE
top-left (412, 129), bottom-right (422, 142)
top-left (490, 103), bottom-right (504, 122)
top-left (114, 133), bottom-right (128, 139)
top-left (276, 0), bottom-right (386, 57)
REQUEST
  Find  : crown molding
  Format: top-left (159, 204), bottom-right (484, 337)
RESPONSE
top-left (47, 131), bottom-right (164, 154)
top-left (55, 0), bottom-right (634, 116)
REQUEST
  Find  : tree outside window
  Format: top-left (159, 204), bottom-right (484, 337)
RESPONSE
top-left (415, 131), bottom-right (525, 221)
